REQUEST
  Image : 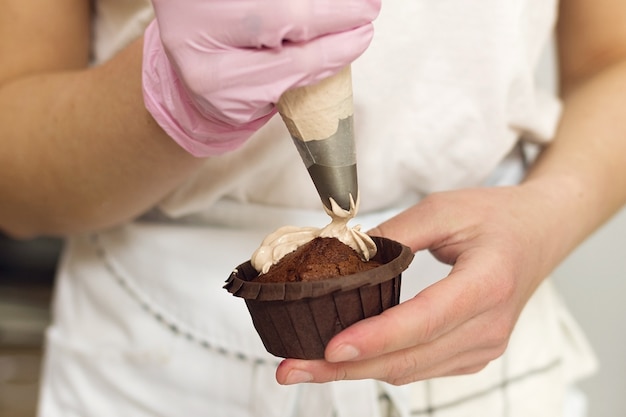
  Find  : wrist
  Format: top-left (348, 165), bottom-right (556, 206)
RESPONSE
top-left (518, 174), bottom-right (597, 268)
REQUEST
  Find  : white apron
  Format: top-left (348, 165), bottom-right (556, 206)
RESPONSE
top-left (38, 0), bottom-right (597, 416)
top-left (37, 151), bottom-right (596, 417)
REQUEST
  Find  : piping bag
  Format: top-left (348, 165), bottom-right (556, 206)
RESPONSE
top-left (276, 66), bottom-right (358, 212)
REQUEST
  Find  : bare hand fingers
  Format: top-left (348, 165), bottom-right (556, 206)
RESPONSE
top-left (320, 248), bottom-right (512, 364)
top-left (276, 311), bottom-right (509, 385)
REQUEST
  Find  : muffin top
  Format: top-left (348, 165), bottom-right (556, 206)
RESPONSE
top-left (254, 237), bottom-right (381, 283)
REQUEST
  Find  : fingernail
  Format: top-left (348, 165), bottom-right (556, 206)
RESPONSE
top-left (284, 369), bottom-right (314, 385)
top-left (328, 344), bottom-right (360, 362)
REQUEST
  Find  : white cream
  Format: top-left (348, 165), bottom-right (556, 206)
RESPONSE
top-left (251, 195), bottom-right (377, 274)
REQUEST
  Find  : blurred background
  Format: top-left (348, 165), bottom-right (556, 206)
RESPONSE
top-left (0, 235), bottom-right (61, 417)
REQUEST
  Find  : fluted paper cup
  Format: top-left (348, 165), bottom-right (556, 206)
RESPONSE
top-left (224, 236), bottom-right (414, 359)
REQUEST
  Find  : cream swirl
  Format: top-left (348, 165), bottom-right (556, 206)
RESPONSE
top-left (251, 195), bottom-right (377, 274)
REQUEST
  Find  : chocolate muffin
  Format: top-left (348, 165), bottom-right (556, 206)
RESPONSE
top-left (254, 237), bottom-right (382, 283)
top-left (224, 236), bottom-right (414, 359)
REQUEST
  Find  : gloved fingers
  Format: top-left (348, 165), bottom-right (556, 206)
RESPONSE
top-left (184, 24), bottom-right (375, 125)
top-left (244, 0), bottom-right (381, 47)
top-left (153, 0), bottom-right (381, 49)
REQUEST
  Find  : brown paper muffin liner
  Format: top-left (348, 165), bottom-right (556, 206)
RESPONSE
top-left (223, 236), bottom-right (414, 359)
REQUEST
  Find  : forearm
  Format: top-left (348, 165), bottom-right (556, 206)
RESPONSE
top-left (522, 59), bottom-right (626, 268)
top-left (0, 38), bottom-right (203, 238)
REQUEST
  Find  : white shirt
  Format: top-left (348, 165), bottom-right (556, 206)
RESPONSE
top-left (38, 2), bottom-right (597, 417)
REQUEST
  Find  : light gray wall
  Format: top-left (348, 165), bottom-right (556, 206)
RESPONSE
top-left (552, 208), bottom-right (626, 417)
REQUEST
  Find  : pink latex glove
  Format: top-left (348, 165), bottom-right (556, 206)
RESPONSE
top-left (142, 0), bottom-right (380, 157)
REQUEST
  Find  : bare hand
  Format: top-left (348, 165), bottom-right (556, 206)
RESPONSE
top-left (276, 185), bottom-right (562, 385)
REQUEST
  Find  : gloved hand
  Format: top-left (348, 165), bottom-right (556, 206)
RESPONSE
top-left (142, 0), bottom-right (380, 157)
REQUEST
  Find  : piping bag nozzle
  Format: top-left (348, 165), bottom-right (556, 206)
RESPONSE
top-left (277, 66), bottom-right (358, 212)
